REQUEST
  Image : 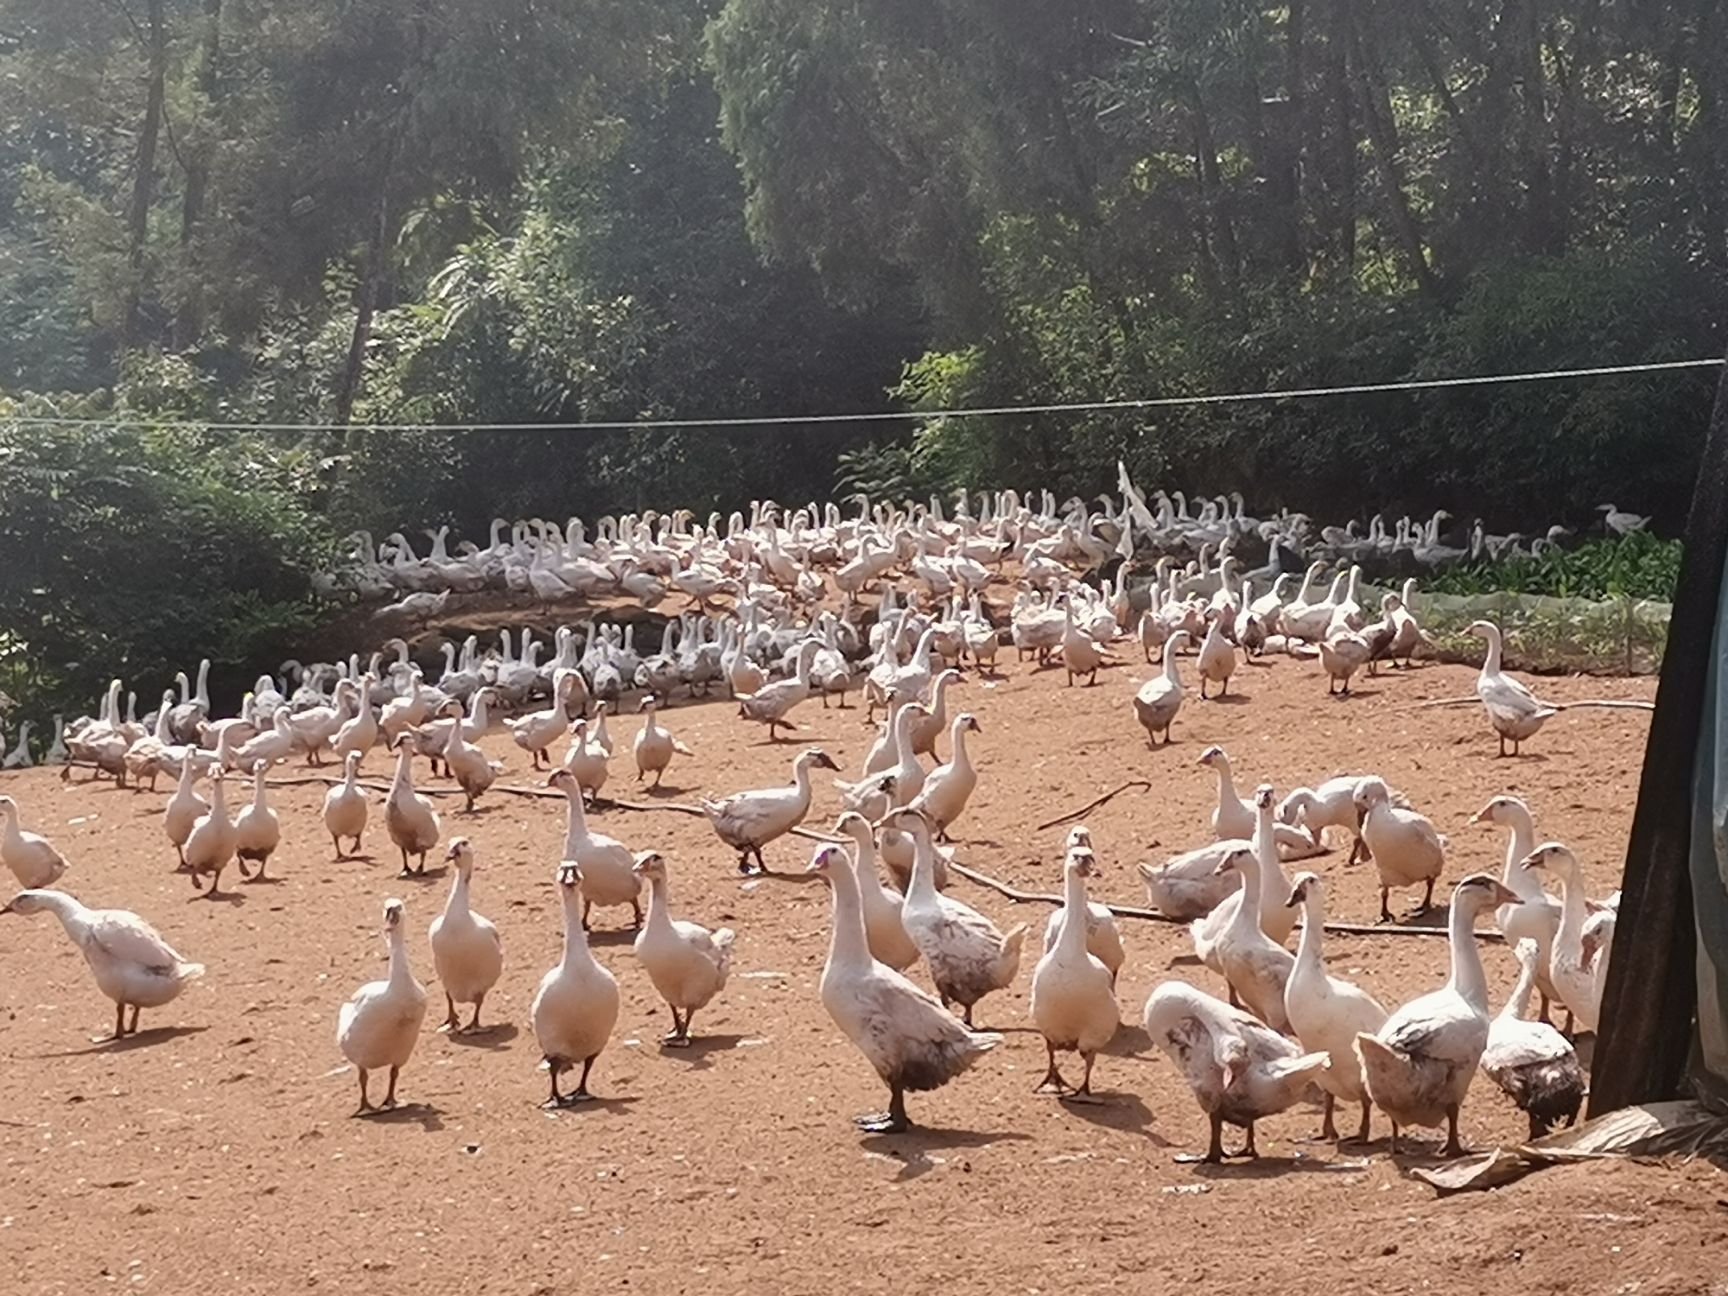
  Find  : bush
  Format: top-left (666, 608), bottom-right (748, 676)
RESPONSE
top-left (1427, 533), bottom-right (1682, 601)
top-left (0, 404), bottom-right (336, 723)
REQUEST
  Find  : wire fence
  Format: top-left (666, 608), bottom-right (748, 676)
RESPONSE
top-left (1413, 590), bottom-right (1671, 675)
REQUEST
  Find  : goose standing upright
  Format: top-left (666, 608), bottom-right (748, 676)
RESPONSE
top-left (806, 843), bottom-right (1001, 1133)
top-left (429, 839), bottom-right (504, 1033)
top-left (532, 863), bottom-right (621, 1106)
top-left (1029, 845), bottom-right (1119, 1099)
top-left (1133, 630), bottom-right (1189, 746)
top-left (548, 769), bottom-right (642, 929)
top-left (1283, 873), bottom-right (1387, 1142)
top-left (163, 756), bottom-right (209, 869)
top-left (0, 795), bottom-right (69, 888)
top-left (631, 851), bottom-right (735, 1046)
top-left (2, 889), bottom-right (203, 1039)
top-left (905, 713), bottom-right (981, 841)
top-left (1470, 795), bottom-right (1561, 1017)
top-left (1355, 777), bottom-right (1445, 922)
top-left (182, 773), bottom-right (238, 896)
top-left (632, 695), bottom-right (692, 787)
top-left (1519, 843), bottom-right (1605, 1032)
top-left (1355, 874), bottom-right (1518, 1156)
top-left (1466, 620), bottom-right (1559, 756)
top-left (1206, 845), bottom-right (1295, 1030)
top-left (233, 762), bottom-right (281, 881)
top-left (323, 751), bottom-right (369, 859)
top-left (883, 807), bottom-right (1026, 1028)
top-left (1480, 938), bottom-right (1586, 1138)
top-left (384, 735), bottom-right (441, 876)
top-left (1143, 980), bottom-right (1330, 1164)
top-left (834, 812), bottom-right (919, 971)
top-left (336, 898), bottom-right (429, 1113)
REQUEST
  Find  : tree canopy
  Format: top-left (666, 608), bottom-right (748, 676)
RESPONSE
top-left (1, 0), bottom-right (1724, 712)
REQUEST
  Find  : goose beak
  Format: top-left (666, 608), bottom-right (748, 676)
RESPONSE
top-left (1467, 807), bottom-right (1488, 825)
top-left (0, 901), bottom-right (14, 916)
top-left (1489, 880), bottom-right (1519, 906)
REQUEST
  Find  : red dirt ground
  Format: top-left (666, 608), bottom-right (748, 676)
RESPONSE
top-left (3, 648), bottom-right (1722, 1296)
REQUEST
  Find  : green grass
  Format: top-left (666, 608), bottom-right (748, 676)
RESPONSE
top-left (1427, 533), bottom-right (1681, 602)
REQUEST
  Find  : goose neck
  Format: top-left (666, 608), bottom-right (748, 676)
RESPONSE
top-left (1445, 901), bottom-right (1491, 1011)
top-left (1479, 625), bottom-right (1505, 675)
top-left (1500, 950), bottom-right (1538, 1022)
top-left (824, 858), bottom-right (874, 970)
top-left (1293, 892), bottom-right (1325, 973)
top-left (1057, 869), bottom-right (1091, 951)
top-left (561, 783), bottom-right (589, 852)
top-left (446, 868), bottom-right (473, 919)
top-left (386, 924), bottom-right (414, 987)
top-left (559, 888), bottom-right (595, 970)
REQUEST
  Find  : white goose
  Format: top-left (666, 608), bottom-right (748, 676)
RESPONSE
top-left (384, 736), bottom-right (441, 876)
top-left (0, 795), bottom-right (69, 888)
top-left (1195, 611), bottom-right (1236, 699)
top-left (430, 838), bottom-right (504, 1033)
top-left (233, 762), bottom-right (281, 882)
top-left (1470, 795), bottom-right (1561, 1017)
top-left (1029, 844), bottom-right (1119, 1100)
top-left (1354, 776), bottom-right (1445, 922)
top-left (439, 700), bottom-right (501, 813)
top-left (1519, 843), bottom-right (1604, 1033)
top-left (323, 751), bottom-right (369, 859)
top-left (560, 716), bottom-right (613, 802)
top-left (1043, 826), bottom-right (1125, 985)
top-left (632, 851), bottom-right (735, 1046)
top-left (1199, 748), bottom-right (1319, 857)
top-left (882, 807), bottom-right (1026, 1029)
top-left (1191, 786), bottom-right (1299, 970)
top-left (905, 713), bottom-right (981, 841)
top-left (336, 897), bottom-right (429, 1114)
top-left (1355, 874), bottom-right (1517, 1156)
top-left (1132, 630), bottom-right (1189, 746)
top-left (3, 888), bottom-right (203, 1039)
top-left (1467, 620), bottom-right (1559, 756)
top-left (834, 812), bottom-right (919, 971)
top-left (700, 746), bottom-right (839, 875)
top-left (736, 638), bottom-right (822, 739)
top-left (1138, 838), bottom-right (1250, 920)
top-left (1202, 844), bottom-right (1294, 1030)
top-left (1283, 872), bottom-right (1388, 1142)
top-left (163, 755), bottom-right (209, 868)
top-left (807, 842), bottom-right (1001, 1133)
top-left (532, 862), bottom-right (621, 1106)
top-left (1480, 938), bottom-right (1586, 1139)
top-left (1143, 980), bottom-right (1330, 1163)
top-left (632, 695), bottom-right (692, 787)
top-left (548, 769), bottom-right (642, 929)
top-left (182, 773), bottom-right (238, 896)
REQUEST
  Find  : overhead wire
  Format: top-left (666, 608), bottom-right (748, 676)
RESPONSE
top-left (3, 356), bottom-right (1720, 434)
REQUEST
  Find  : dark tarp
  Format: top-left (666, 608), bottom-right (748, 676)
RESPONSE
top-left (1593, 350), bottom-right (1728, 1113)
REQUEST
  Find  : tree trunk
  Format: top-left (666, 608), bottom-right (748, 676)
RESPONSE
top-left (123, 0), bottom-right (167, 347)
top-left (175, 0), bottom-right (223, 349)
top-left (1549, 0), bottom-right (1599, 255)
top-left (1350, 5), bottom-right (1440, 299)
top-left (1324, 0), bottom-right (1356, 274)
top-left (1187, 79), bottom-right (1242, 298)
top-left (1695, 0), bottom-right (1728, 268)
top-left (1515, 0), bottom-right (1557, 254)
top-left (331, 157), bottom-right (398, 429)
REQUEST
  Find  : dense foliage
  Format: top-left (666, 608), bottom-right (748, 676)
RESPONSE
top-left (1428, 533), bottom-right (1684, 601)
top-left (1, 1), bottom-right (1724, 715)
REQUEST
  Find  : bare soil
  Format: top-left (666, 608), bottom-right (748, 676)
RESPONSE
top-left (3, 650), bottom-right (1722, 1296)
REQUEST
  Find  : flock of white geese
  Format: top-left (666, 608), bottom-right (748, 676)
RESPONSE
top-left (0, 478), bottom-right (1638, 1162)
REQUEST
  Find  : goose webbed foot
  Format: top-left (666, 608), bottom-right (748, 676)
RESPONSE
top-left (855, 1086), bottom-right (910, 1133)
